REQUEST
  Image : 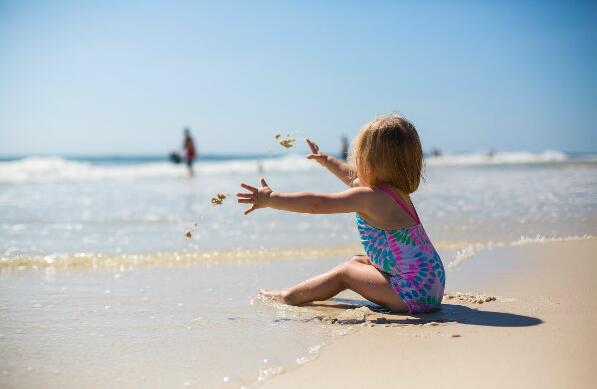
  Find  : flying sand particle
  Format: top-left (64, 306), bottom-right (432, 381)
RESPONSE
top-left (279, 138), bottom-right (295, 148)
top-left (275, 133), bottom-right (296, 148)
top-left (211, 193), bottom-right (227, 205)
top-left (185, 222), bottom-right (199, 238)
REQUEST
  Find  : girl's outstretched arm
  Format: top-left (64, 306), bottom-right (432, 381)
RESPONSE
top-left (236, 178), bottom-right (371, 215)
top-left (306, 139), bottom-right (359, 187)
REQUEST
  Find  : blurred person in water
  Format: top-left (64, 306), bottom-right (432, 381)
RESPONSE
top-left (183, 128), bottom-right (197, 176)
top-left (341, 136), bottom-right (349, 161)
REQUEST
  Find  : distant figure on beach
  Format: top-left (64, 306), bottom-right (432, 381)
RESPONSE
top-left (183, 128), bottom-right (197, 176)
top-left (237, 115), bottom-right (445, 314)
top-left (340, 136), bottom-right (349, 161)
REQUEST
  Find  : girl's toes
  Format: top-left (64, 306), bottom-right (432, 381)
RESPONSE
top-left (259, 289), bottom-right (288, 304)
top-left (259, 289), bottom-right (274, 298)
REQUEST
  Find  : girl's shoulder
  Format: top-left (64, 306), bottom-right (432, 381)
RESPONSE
top-left (343, 185), bottom-right (377, 199)
top-left (344, 185), bottom-right (398, 202)
top-left (349, 184), bottom-right (404, 198)
top-left (356, 185), bottom-right (418, 229)
top-left (342, 185), bottom-right (392, 216)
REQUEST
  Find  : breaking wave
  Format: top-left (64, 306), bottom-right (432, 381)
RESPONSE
top-left (425, 150), bottom-right (568, 166)
top-left (0, 150), bottom-right (589, 184)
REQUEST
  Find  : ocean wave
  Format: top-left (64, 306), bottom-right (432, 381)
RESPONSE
top-left (425, 150), bottom-right (568, 166)
top-left (0, 155), bottom-right (316, 184)
top-left (0, 150), bottom-right (581, 184)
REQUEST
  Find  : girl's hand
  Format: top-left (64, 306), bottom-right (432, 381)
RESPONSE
top-left (306, 139), bottom-right (329, 165)
top-left (236, 178), bottom-right (273, 215)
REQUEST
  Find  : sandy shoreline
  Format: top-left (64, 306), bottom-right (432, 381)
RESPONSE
top-left (1, 239), bottom-right (595, 388)
top-left (261, 239), bottom-right (597, 389)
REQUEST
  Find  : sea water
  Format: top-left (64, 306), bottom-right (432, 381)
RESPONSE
top-left (1, 152), bottom-right (596, 387)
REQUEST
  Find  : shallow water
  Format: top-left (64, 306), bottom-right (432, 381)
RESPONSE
top-left (1, 156), bottom-right (596, 263)
top-left (0, 155), bottom-right (596, 387)
top-left (0, 257), bottom-right (362, 388)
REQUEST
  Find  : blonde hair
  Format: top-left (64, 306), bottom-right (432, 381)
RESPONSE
top-left (349, 114), bottom-right (423, 194)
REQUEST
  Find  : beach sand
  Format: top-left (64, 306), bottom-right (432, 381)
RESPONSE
top-left (1, 239), bottom-right (595, 388)
top-left (261, 239), bottom-right (597, 389)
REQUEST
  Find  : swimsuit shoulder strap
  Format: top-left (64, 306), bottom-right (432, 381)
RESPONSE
top-left (377, 185), bottom-right (420, 224)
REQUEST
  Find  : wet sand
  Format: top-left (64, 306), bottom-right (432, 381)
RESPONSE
top-left (261, 239), bottom-right (597, 389)
top-left (0, 258), bottom-right (353, 388)
top-left (1, 239), bottom-right (595, 388)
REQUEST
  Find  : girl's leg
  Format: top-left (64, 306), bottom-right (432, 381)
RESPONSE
top-left (260, 255), bottom-right (408, 312)
top-left (350, 254), bottom-right (372, 265)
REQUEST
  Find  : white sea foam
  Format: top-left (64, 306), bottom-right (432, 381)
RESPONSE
top-left (0, 155), bottom-right (315, 184)
top-left (446, 245), bottom-right (485, 270)
top-left (444, 234), bottom-right (593, 270)
top-left (510, 234), bottom-right (593, 246)
top-left (426, 150), bottom-right (567, 166)
top-left (0, 150), bottom-right (578, 184)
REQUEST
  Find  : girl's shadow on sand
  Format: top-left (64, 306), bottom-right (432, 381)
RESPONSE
top-left (303, 298), bottom-right (543, 327)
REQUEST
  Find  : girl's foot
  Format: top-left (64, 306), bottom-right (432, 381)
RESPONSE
top-left (259, 289), bottom-right (290, 304)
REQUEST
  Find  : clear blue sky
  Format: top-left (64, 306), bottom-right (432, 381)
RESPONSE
top-left (0, 0), bottom-right (595, 155)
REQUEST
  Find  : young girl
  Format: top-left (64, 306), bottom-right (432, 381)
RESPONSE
top-left (236, 116), bottom-right (445, 313)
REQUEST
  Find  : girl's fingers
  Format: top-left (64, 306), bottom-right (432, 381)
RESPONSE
top-left (244, 204), bottom-right (257, 215)
top-left (306, 139), bottom-right (318, 153)
top-left (240, 183), bottom-right (258, 194)
top-left (237, 198), bottom-right (254, 204)
top-left (236, 192), bottom-right (253, 198)
top-left (260, 177), bottom-right (269, 188)
top-left (307, 154), bottom-right (325, 161)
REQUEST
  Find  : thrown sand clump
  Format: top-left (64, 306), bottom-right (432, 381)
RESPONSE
top-left (444, 292), bottom-right (497, 304)
top-left (211, 193), bottom-right (227, 205)
top-left (275, 133), bottom-right (296, 148)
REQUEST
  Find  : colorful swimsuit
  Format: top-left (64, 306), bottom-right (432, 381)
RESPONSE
top-left (356, 185), bottom-right (445, 313)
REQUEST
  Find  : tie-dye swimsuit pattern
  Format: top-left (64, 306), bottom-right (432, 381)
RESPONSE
top-left (356, 185), bottom-right (446, 313)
